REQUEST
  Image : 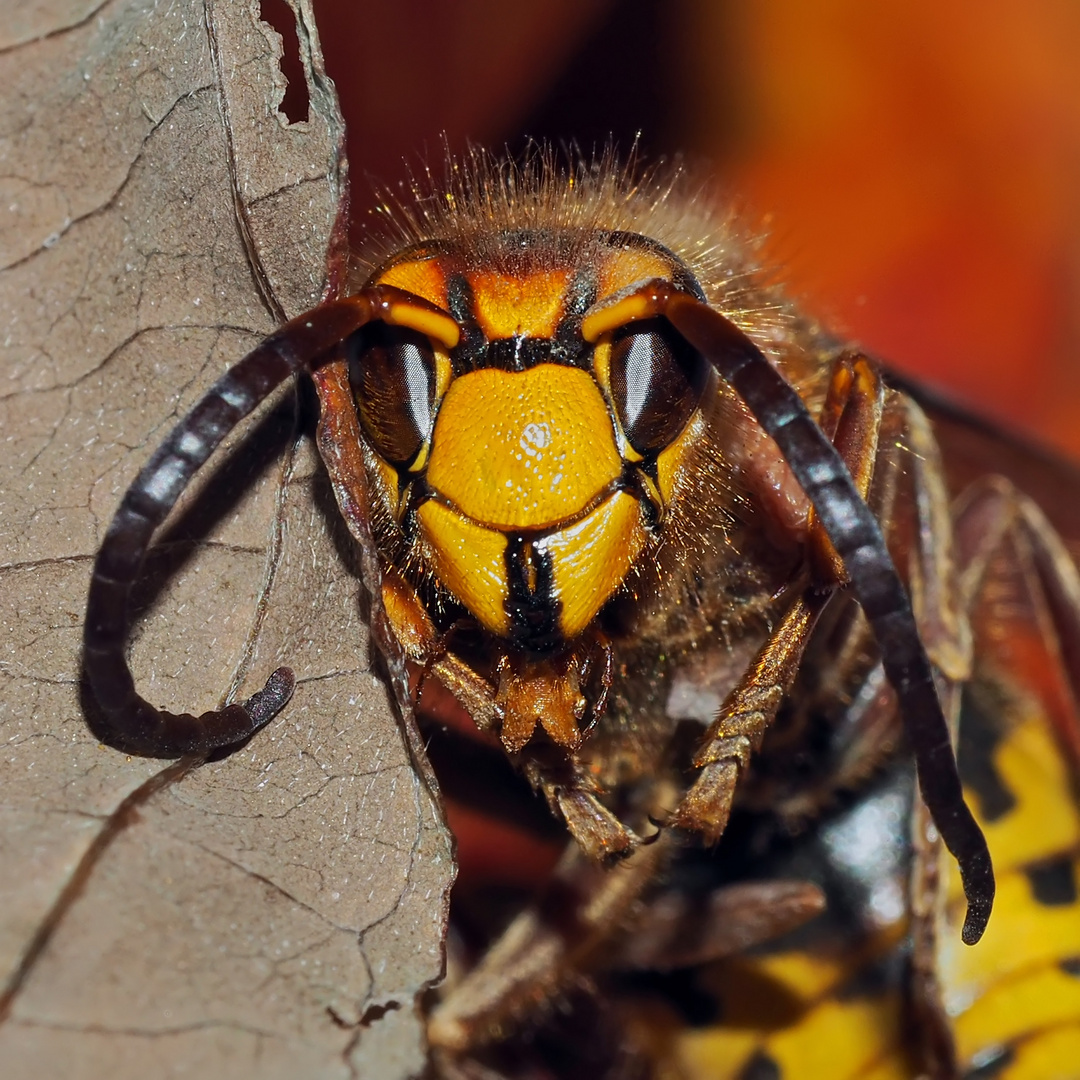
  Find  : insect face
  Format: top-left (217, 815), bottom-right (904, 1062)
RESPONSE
top-left (344, 231), bottom-right (714, 753)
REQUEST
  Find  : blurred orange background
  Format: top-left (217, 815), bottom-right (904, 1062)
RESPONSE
top-left (302, 0), bottom-right (1080, 458)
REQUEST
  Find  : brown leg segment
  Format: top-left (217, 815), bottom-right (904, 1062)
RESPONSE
top-left (673, 589), bottom-right (830, 842)
top-left (673, 354), bottom-right (885, 844)
top-left (808, 353), bottom-right (885, 582)
top-left (427, 801), bottom-right (674, 1061)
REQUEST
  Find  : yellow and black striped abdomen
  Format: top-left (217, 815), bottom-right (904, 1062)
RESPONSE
top-left (651, 769), bottom-right (918, 1080)
top-left (637, 675), bottom-right (1080, 1080)
top-left (935, 689), bottom-right (1080, 1078)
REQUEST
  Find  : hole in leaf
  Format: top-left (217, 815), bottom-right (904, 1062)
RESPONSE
top-left (260, 0), bottom-right (310, 123)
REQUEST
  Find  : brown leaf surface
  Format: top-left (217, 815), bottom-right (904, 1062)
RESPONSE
top-left (0, 2), bottom-right (453, 1077)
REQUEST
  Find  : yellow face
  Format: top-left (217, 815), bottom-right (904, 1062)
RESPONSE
top-left (348, 231), bottom-right (711, 652)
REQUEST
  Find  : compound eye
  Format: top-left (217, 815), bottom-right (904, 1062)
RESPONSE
top-left (348, 323), bottom-right (436, 467)
top-left (609, 318), bottom-right (708, 455)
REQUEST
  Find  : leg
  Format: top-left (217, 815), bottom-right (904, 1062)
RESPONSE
top-left (427, 825), bottom-right (673, 1060)
top-left (427, 803), bottom-right (826, 1069)
top-left (672, 354), bottom-right (883, 843)
top-left (673, 588), bottom-right (831, 842)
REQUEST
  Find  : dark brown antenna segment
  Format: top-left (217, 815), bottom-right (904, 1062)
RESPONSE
top-left (83, 287), bottom-right (427, 757)
top-left (631, 280), bottom-right (994, 946)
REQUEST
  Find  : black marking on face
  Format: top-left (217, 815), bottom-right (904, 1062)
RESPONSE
top-left (504, 535), bottom-right (562, 654)
top-left (446, 272), bottom-right (473, 324)
top-left (445, 273), bottom-right (484, 374)
top-left (554, 264), bottom-right (599, 366)
top-left (1025, 856), bottom-right (1078, 907)
top-left (396, 477), bottom-right (432, 542)
top-left (615, 464), bottom-right (664, 532)
top-left (484, 336), bottom-right (563, 372)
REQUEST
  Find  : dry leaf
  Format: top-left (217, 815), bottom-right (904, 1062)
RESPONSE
top-left (0, 2), bottom-right (453, 1077)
